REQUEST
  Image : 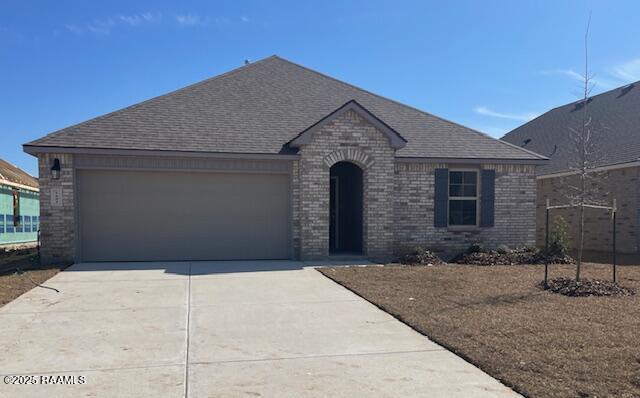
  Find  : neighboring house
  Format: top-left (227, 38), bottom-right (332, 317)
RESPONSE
top-left (0, 159), bottom-right (40, 247)
top-left (24, 56), bottom-right (546, 264)
top-left (502, 81), bottom-right (640, 254)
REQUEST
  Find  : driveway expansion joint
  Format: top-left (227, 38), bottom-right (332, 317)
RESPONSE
top-left (189, 298), bottom-right (361, 308)
top-left (0, 363), bottom-right (186, 377)
top-left (188, 348), bottom-right (447, 366)
top-left (183, 262), bottom-right (193, 398)
top-left (0, 304), bottom-right (189, 316)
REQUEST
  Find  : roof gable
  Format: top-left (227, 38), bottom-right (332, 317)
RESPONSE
top-left (288, 100), bottom-right (407, 149)
top-left (25, 55), bottom-right (545, 163)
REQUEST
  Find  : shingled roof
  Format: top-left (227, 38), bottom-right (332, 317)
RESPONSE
top-left (0, 159), bottom-right (38, 189)
top-left (25, 55), bottom-right (545, 162)
top-left (502, 81), bottom-right (640, 175)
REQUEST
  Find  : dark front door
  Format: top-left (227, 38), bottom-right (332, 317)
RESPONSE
top-left (329, 162), bottom-right (363, 254)
top-left (330, 176), bottom-right (339, 251)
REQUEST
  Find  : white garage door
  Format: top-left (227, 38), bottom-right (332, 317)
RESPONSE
top-left (77, 170), bottom-right (291, 262)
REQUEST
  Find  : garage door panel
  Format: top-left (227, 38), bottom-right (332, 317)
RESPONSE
top-left (77, 170), bottom-right (290, 261)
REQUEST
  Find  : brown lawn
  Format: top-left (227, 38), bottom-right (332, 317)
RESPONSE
top-left (0, 248), bottom-right (65, 307)
top-left (318, 263), bottom-right (640, 398)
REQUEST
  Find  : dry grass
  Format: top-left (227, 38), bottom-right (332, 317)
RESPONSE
top-left (0, 268), bottom-right (62, 307)
top-left (319, 263), bottom-right (640, 398)
top-left (0, 248), bottom-right (65, 307)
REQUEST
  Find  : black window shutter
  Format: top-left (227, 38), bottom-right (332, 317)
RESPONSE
top-left (480, 169), bottom-right (495, 227)
top-left (434, 168), bottom-right (448, 227)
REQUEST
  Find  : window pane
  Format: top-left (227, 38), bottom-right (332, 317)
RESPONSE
top-left (24, 216), bottom-right (31, 233)
top-left (463, 185), bottom-right (477, 197)
top-left (463, 171), bottom-right (477, 184)
top-left (449, 201), bottom-right (462, 225)
top-left (5, 214), bottom-right (13, 233)
top-left (449, 171), bottom-right (477, 199)
top-left (449, 200), bottom-right (476, 226)
top-left (462, 200), bottom-right (477, 225)
top-left (0, 214), bottom-right (4, 233)
top-left (449, 184), bottom-right (462, 197)
top-left (449, 171), bottom-right (463, 184)
top-left (16, 216), bottom-right (23, 232)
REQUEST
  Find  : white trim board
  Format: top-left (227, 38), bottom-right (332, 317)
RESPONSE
top-left (0, 180), bottom-right (39, 192)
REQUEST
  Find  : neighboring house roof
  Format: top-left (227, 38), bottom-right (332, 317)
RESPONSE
top-left (25, 55), bottom-right (544, 162)
top-left (0, 159), bottom-right (39, 190)
top-left (502, 81), bottom-right (640, 175)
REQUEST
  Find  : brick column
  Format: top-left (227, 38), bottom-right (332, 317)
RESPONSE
top-left (38, 153), bottom-right (75, 264)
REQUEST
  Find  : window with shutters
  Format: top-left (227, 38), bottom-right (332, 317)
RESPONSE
top-left (448, 170), bottom-right (478, 226)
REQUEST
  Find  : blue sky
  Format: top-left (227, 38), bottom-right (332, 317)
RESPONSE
top-left (2, 0), bottom-right (640, 176)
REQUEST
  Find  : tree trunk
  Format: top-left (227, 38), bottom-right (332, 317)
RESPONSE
top-left (577, 203), bottom-right (584, 281)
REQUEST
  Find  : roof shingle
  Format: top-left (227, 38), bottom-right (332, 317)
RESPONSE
top-left (26, 56), bottom-right (544, 161)
top-left (502, 81), bottom-right (640, 175)
top-left (0, 159), bottom-right (38, 189)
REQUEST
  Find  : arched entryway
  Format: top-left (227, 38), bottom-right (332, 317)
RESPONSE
top-left (329, 161), bottom-right (363, 254)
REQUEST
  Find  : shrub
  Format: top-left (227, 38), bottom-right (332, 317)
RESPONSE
top-left (451, 243), bottom-right (574, 266)
top-left (453, 245), bottom-right (539, 265)
top-left (400, 247), bottom-right (443, 265)
top-left (466, 243), bottom-right (484, 254)
top-left (548, 216), bottom-right (571, 256)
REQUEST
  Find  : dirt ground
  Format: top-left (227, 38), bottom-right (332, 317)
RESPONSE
top-left (578, 250), bottom-right (640, 266)
top-left (0, 248), bottom-right (65, 307)
top-left (319, 263), bottom-right (640, 398)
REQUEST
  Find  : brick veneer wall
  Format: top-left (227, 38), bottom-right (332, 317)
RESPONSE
top-left (38, 153), bottom-right (75, 264)
top-left (536, 166), bottom-right (639, 253)
top-left (37, 119), bottom-right (541, 263)
top-left (295, 109), bottom-right (396, 261)
top-left (393, 162), bottom-right (537, 257)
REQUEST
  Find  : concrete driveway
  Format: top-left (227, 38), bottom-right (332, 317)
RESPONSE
top-left (0, 261), bottom-right (519, 397)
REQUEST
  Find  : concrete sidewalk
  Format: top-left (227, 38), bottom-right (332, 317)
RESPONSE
top-left (0, 261), bottom-right (520, 397)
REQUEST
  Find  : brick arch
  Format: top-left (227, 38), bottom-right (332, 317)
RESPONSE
top-left (322, 149), bottom-right (374, 169)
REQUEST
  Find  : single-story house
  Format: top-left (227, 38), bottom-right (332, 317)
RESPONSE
top-left (0, 158), bottom-right (40, 247)
top-left (502, 80), bottom-right (640, 254)
top-left (24, 56), bottom-right (546, 264)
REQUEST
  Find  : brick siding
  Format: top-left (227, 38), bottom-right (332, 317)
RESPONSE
top-left (393, 163), bottom-right (537, 257)
top-left (36, 113), bottom-right (540, 263)
top-left (536, 166), bottom-right (639, 253)
top-left (295, 109), bottom-right (396, 261)
top-left (38, 153), bottom-right (75, 264)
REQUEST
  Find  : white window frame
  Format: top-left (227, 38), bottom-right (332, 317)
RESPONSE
top-left (447, 169), bottom-right (480, 228)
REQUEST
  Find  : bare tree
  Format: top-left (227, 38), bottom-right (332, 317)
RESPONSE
top-left (565, 13), bottom-right (608, 281)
